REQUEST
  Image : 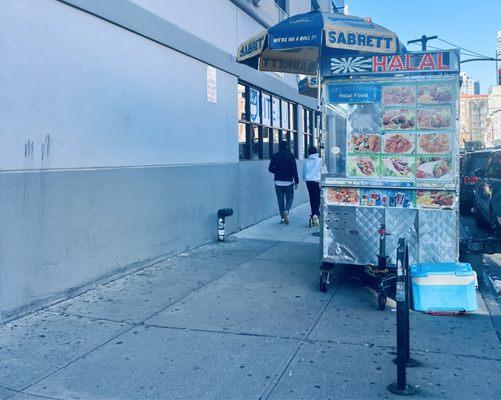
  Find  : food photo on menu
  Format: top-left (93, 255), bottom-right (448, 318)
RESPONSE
top-left (417, 155), bottom-right (452, 179)
top-left (348, 155), bottom-right (380, 177)
top-left (327, 187), bottom-right (359, 205)
top-left (417, 83), bottom-right (453, 104)
top-left (417, 107), bottom-right (452, 129)
top-left (382, 108), bottom-right (416, 130)
top-left (381, 156), bottom-right (415, 178)
top-left (416, 190), bottom-right (454, 208)
top-left (382, 84), bottom-right (416, 105)
top-left (382, 132), bottom-right (415, 154)
top-left (348, 133), bottom-right (380, 153)
top-left (417, 133), bottom-right (451, 154)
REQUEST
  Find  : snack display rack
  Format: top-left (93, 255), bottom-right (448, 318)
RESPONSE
top-left (318, 50), bottom-right (461, 307)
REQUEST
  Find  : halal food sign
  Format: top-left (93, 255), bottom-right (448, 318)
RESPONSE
top-left (325, 51), bottom-right (459, 76)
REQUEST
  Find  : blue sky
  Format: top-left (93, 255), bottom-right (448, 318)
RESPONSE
top-left (348, 0), bottom-right (501, 93)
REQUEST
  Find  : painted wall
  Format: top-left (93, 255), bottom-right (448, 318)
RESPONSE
top-left (0, 0), bottom-right (237, 170)
top-left (0, 0), bottom-right (310, 322)
top-left (131, 0), bottom-right (303, 88)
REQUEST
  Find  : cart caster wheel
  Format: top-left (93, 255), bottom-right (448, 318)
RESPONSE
top-left (320, 271), bottom-right (329, 293)
top-left (378, 292), bottom-right (387, 311)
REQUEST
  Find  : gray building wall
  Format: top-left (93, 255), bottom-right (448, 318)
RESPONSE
top-left (0, 0), bottom-right (315, 322)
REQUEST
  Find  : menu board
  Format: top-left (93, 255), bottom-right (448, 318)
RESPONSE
top-left (326, 187), bottom-right (454, 209)
top-left (345, 79), bottom-right (456, 183)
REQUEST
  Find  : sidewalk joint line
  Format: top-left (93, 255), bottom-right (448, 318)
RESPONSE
top-left (142, 323), bottom-right (304, 341)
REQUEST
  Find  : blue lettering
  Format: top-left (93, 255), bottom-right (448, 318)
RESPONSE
top-left (239, 37), bottom-right (264, 58)
top-left (347, 33), bottom-right (356, 45)
top-left (366, 35), bottom-right (374, 47)
top-left (375, 36), bottom-right (383, 48)
top-left (328, 31), bottom-right (336, 43)
top-left (383, 37), bottom-right (393, 49)
top-left (357, 34), bottom-right (366, 46)
top-left (337, 32), bottom-right (347, 44)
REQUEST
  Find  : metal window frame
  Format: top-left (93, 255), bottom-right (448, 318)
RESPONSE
top-left (238, 80), bottom-right (298, 161)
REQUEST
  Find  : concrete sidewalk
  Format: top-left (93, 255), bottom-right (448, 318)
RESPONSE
top-left (1, 204), bottom-right (500, 400)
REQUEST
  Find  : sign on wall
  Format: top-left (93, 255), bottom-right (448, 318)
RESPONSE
top-left (249, 88), bottom-right (260, 123)
top-left (262, 93), bottom-right (271, 126)
top-left (272, 96), bottom-right (280, 126)
top-left (207, 65), bottom-right (217, 103)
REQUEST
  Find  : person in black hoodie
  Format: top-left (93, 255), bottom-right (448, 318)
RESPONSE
top-left (268, 140), bottom-right (299, 224)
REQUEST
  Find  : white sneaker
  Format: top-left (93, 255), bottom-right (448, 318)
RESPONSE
top-left (283, 211), bottom-right (289, 225)
top-left (312, 215), bottom-right (319, 226)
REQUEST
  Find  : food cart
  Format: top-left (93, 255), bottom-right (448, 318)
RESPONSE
top-left (236, 11), bottom-right (460, 308)
top-left (319, 49), bottom-right (461, 308)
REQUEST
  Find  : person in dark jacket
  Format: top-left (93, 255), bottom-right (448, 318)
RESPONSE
top-left (268, 140), bottom-right (299, 224)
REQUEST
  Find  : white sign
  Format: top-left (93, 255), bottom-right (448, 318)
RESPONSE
top-left (281, 100), bottom-right (289, 129)
top-left (262, 93), bottom-right (271, 126)
top-left (249, 88), bottom-right (260, 123)
top-left (272, 96), bottom-right (280, 127)
top-left (207, 65), bottom-right (217, 103)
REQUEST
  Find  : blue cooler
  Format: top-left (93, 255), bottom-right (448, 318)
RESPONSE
top-left (411, 263), bottom-right (477, 313)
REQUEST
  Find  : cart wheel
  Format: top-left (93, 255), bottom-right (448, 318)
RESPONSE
top-left (378, 292), bottom-right (387, 311)
top-left (320, 271), bottom-right (329, 293)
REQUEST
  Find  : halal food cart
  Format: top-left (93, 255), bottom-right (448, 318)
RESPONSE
top-left (236, 11), bottom-right (461, 309)
top-left (319, 50), bottom-right (461, 307)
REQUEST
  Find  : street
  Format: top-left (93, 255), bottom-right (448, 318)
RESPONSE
top-left (1, 203), bottom-right (499, 400)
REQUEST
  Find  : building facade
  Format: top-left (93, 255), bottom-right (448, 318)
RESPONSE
top-left (496, 30), bottom-right (501, 85)
top-left (0, 0), bottom-right (330, 321)
top-left (486, 85), bottom-right (501, 146)
top-left (459, 94), bottom-right (489, 146)
top-left (460, 71), bottom-right (480, 95)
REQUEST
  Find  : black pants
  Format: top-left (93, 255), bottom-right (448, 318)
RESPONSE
top-left (306, 181), bottom-right (320, 217)
top-left (274, 184), bottom-right (294, 215)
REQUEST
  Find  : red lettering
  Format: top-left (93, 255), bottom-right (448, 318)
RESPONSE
top-left (405, 53), bottom-right (417, 70)
top-left (373, 56), bottom-right (387, 72)
top-left (388, 55), bottom-right (404, 71)
top-left (437, 53), bottom-right (448, 70)
top-left (419, 53), bottom-right (436, 70)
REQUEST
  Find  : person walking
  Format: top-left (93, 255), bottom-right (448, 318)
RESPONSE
top-left (268, 140), bottom-right (299, 224)
top-left (302, 145), bottom-right (321, 227)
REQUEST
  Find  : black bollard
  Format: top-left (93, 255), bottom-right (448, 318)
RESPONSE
top-left (404, 245), bottom-right (420, 368)
top-left (388, 238), bottom-right (416, 396)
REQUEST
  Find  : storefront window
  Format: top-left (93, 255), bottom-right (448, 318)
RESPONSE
top-left (238, 84), bottom-right (247, 121)
top-left (262, 127), bottom-right (271, 159)
top-left (250, 125), bottom-right (260, 160)
top-left (273, 129), bottom-right (280, 154)
top-left (262, 93), bottom-right (271, 126)
top-left (238, 82), bottom-right (298, 160)
top-left (249, 88), bottom-right (260, 124)
top-left (272, 96), bottom-right (280, 127)
top-left (281, 100), bottom-right (289, 129)
top-left (238, 122), bottom-right (249, 160)
top-left (303, 107), bottom-right (317, 157)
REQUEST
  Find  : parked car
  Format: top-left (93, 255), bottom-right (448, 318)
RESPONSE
top-left (473, 149), bottom-right (501, 237)
top-left (459, 150), bottom-right (492, 214)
